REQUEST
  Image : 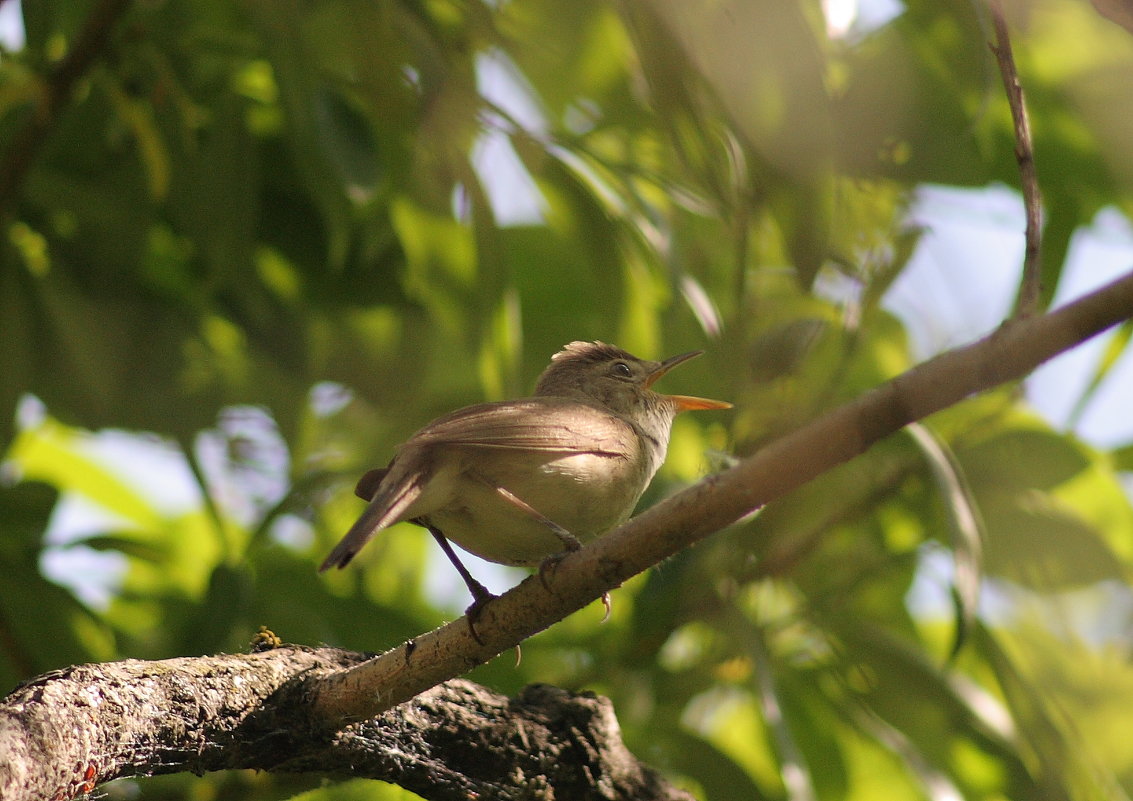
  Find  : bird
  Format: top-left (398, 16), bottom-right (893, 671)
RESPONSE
top-left (319, 340), bottom-right (731, 619)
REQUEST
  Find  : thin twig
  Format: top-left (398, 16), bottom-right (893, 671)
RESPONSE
top-left (0, 0), bottom-right (132, 220)
top-left (989, 0), bottom-right (1043, 317)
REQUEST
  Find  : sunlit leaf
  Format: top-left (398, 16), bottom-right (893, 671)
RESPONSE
top-left (1067, 318), bottom-right (1133, 428)
top-left (8, 419), bottom-right (162, 528)
top-left (103, 76), bottom-right (171, 200)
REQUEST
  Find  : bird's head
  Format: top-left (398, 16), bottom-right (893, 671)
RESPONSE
top-left (534, 341), bottom-right (732, 421)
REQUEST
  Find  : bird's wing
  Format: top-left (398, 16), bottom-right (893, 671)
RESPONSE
top-left (406, 399), bottom-right (635, 456)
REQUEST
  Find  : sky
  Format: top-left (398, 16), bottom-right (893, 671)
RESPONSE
top-left (0, 1), bottom-right (19, 49)
top-left (895, 187), bottom-right (1133, 446)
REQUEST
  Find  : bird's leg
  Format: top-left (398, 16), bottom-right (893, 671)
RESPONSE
top-left (484, 484), bottom-right (614, 616)
top-left (489, 484), bottom-right (582, 591)
top-left (358, 467), bottom-right (494, 640)
top-left (492, 485), bottom-right (582, 552)
top-left (426, 525), bottom-right (495, 643)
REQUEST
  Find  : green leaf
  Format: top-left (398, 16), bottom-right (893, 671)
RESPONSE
top-left (662, 728), bottom-right (778, 801)
top-left (1068, 318), bottom-right (1133, 428)
top-left (312, 84), bottom-right (381, 199)
top-left (955, 426), bottom-right (1132, 587)
top-left (1114, 442), bottom-right (1133, 472)
top-left (775, 669), bottom-right (850, 801)
top-left (8, 418), bottom-right (161, 527)
top-left (833, 621), bottom-right (1039, 798)
top-left (0, 481), bottom-right (115, 686)
top-left (71, 533), bottom-right (169, 563)
top-left (500, 0), bottom-right (630, 117)
top-left (958, 427), bottom-right (1091, 494)
top-left (977, 492), bottom-right (1126, 587)
top-left (974, 623), bottom-right (1127, 801)
top-left (906, 423), bottom-right (984, 658)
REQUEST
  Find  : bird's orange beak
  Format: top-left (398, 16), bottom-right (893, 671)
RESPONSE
top-left (645, 350), bottom-right (733, 412)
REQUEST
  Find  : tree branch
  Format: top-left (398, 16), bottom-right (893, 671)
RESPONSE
top-left (308, 269), bottom-right (1133, 724)
top-left (989, 0), bottom-right (1044, 317)
top-left (0, 645), bottom-right (691, 801)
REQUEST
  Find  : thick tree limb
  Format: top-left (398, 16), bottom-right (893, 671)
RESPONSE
top-left (0, 645), bottom-right (691, 801)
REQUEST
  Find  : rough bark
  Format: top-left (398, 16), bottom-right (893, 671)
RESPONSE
top-left (0, 645), bottom-right (692, 801)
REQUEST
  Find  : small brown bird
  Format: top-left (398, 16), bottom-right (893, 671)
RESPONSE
top-left (319, 341), bottom-right (731, 613)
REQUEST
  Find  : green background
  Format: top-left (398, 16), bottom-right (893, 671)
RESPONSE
top-left (3, 0), bottom-right (1133, 798)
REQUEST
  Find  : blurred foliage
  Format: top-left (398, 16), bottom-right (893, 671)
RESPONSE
top-left (2, 0), bottom-right (1133, 799)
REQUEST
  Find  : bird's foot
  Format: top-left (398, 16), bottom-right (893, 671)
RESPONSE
top-left (537, 539), bottom-right (581, 592)
top-left (464, 582), bottom-right (497, 645)
top-left (600, 591), bottom-right (612, 622)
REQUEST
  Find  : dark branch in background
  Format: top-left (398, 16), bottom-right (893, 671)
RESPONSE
top-left (0, 0), bottom-right (132, 220)
top-left (1091, 0), bottom-right (1133, 35)
top-left (0, 646), bottom-right (691, 801)
top-left (989, 0), bottom-right (1043, 317)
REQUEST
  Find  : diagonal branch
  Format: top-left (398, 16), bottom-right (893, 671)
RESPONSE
top-left (309, 269), bottom-right (1133, 724)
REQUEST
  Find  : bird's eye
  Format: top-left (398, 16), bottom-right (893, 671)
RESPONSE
top-left (612, 361), bottom-right (633, 378)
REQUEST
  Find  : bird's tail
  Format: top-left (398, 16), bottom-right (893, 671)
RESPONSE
top-left (318, 471), bottom-right (424, 572)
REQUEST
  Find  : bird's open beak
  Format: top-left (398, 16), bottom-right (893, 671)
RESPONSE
top-left (646, 350), bottom-right (733, 411)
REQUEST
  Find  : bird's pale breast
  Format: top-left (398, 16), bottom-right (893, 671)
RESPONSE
top-left (420, 443), bottom-right (650, 566)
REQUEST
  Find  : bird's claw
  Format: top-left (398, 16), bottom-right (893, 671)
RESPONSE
top-left (464, 584), bottom-right (497, 645)
top-left (537, 543), bottom-right (580, 592)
